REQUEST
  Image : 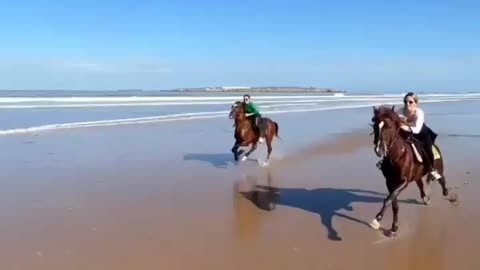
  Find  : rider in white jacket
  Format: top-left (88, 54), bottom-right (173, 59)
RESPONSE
top-left (396, 92), bottom-right (442, 181)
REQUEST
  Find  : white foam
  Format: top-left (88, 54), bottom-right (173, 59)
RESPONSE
top-left (0, 92), bottom-right (478, 104)
top-left (0, 94), bottom-right (474, 109)
top-left (0, 98), bottom-right (467, 136)
top-left (0, 98), bottom-right (398, 109)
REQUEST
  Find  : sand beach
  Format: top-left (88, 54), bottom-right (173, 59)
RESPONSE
top-left (0, 97), bottom-right (479, 269)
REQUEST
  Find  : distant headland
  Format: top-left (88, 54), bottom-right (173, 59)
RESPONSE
top-left (175, 86), bottom-right (345, 93)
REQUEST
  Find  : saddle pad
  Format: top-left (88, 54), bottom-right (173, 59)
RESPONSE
top-left (432, 145), bottom-right (441, 160)
top-left (411, 143), bottom-right (441, 163)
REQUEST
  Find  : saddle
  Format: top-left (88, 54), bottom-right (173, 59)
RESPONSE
top-left (406, 137), bottom-right (441, 163)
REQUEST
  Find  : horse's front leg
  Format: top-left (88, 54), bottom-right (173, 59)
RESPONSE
top-left (370, 178), bottom-right (408, 230)
top-left (388, 197), bottom-right (400, 238)
top-left (231, 142), bottom-right (240, 161)
top-left (241, 143), bottom-right (257, 162)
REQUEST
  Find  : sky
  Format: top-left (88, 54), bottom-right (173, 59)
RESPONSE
top-left (0, 0), bottom-right (479, 92)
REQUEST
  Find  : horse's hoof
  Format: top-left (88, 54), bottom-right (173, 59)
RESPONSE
top-left (423, 196), bottom-right (431, 205)
top-left (258, 160), bottom-right (269, 167)
top-left (241, 156), bottom-right (248, 162)
top-left (369, 219), bottom-right (380, 230)
top-left (386, 230), bottom-right (398, 239)
top-left (446, 191), bottom-right (458, 204)
top-left (443, 187), bottom-right (452, 197)
top-left (268, 202), bottom-right (275, 211)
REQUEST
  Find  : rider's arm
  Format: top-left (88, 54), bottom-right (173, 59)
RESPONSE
top-left (245, 103), bottom-right (259, 117)
top-left (407, 109), bottom-right (424, 134)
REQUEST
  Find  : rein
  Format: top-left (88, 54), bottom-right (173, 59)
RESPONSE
top-left (380, 125), bottom-right (407, 165)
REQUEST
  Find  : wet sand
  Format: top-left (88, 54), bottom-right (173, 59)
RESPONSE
top-left (0, 102), bottom-right (479, 270)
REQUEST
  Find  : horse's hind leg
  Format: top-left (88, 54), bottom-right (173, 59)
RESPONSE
top-left (438, 174), bottom-right (458, 203)
top-left (435, 157), bottom-right (456, 200)
top-left (438, 176), bottom-right (449, 196)
top-left (263, 137), bottom-right (273, 166)
top-left (416, 178), bottom-right (430, 205)
top-left (435, 159), bottom-right (449, 197)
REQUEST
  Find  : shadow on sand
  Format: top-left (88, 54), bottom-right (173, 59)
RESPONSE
top-left (236, 173), bottom-right (420, 241)
top-left (183, 153), bottom-right (233, 168)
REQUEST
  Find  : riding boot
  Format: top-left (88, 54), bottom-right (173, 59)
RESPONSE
top-left (425, 144), bottom-right (441, 181)
top-left (416, 128), bottom-right (442, 181)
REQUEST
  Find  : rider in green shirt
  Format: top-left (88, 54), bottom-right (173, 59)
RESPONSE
top-left (243, 94), bottom-right (264, 143)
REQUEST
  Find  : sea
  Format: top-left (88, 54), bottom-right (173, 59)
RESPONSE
top-left (1, 90), bottom-right (479, 135)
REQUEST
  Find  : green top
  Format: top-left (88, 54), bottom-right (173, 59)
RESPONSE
top-left (244, 102), bottom-right (260, 116)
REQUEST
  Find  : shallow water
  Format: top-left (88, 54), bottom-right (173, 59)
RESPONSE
top-left (0, 91), bottom-right (478, 133)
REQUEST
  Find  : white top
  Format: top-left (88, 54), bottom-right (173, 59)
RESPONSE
top-left (395, 106), bottom-right (425, 134)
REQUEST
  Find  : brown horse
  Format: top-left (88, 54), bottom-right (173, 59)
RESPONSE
top-left (369, 105), bottom-right (457, 238)
top-left (229, 101), bottom-right (280, 166)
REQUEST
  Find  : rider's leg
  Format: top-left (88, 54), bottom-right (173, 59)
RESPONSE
top-left (255, 115), bottom-right (265, 143)
top-left (247, 115), bottom-right (256, 130)
top-left (417, 132), bottom-right (441, 180)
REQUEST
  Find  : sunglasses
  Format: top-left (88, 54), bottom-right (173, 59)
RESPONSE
top-left (404, 100), bottom-right (414, 105)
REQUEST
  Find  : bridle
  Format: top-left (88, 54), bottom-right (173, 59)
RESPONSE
top-left (229, 102), bottom-right (242, 119)
top-left (372, 120), bottom-right (402, 158)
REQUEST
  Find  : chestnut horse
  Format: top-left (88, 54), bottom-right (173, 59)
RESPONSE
top-left (229, 101), bottom-right (279, 166)
top-left (369, 105), bottom-right (457, 238)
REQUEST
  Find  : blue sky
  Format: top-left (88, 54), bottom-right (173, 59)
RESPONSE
top-left (0, 0), bottom-right (479, 92)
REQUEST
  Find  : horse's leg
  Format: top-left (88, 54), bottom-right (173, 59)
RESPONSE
top-left (241, 142), bottom-right (257, 162)
top-left (370, 179), bottom-right (408, 230)
top-left (388, 197), bottom-right (400, 238)
top-left (231, 142), bottom-right (240, 161)
top-left (416, 178), bottom-right (430, 205)
top-left (438, 175), bottom-right (449, 196)
top-left (433, 158), bottom-right (449, 196)
top-left (262, 136), bottom-right (273, 166)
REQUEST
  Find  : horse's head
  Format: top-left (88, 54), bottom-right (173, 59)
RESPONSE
top-left (229, 101), bottom-right (245, 120)
top-left (370, 105), bottom-right (402, 157)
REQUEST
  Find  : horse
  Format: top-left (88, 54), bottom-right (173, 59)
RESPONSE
top-left (368, 105), bottom-right (457, 238)
top-left (229, 101), bottom-right (280, 166)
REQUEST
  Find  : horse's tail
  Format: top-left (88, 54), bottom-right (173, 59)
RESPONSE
top-left (274, 121), bottom-right (282, 141)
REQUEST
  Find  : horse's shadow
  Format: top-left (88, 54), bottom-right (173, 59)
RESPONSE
top-left (239, 183), bottom-right (420, 241)
top-left (183, 153), bottom-right (234, 168)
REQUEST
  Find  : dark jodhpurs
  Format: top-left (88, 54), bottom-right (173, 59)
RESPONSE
top-left (247, 114), bottom-right (261, 135)
top-left (410, 124), bottom-right (438, 171)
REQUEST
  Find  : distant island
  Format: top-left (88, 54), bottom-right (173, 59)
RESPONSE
top-left (175, 86), bottom-right (345, 93)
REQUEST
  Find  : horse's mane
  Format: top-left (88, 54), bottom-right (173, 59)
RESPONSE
top-left (231, 101), bottom-right (245, 127)
top-left (374, 105), bottom-right (402, 124)
top-left (233, 101), bottom-right (244, 110)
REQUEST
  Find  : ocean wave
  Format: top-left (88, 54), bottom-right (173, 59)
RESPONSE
top-left (0, 98), bottom-right (400, 109)
top-left (0, 94), bottom-right (476, 109)
top-left (0, 98), bottom-right (466, 136)
top-left (0, 93), bottom-right (478, 104)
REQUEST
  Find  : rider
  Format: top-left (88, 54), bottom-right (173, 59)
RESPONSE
top-left (243, 94), bottom-right (264, 143)
top-left (396, 92), bottom-right (442, 180)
